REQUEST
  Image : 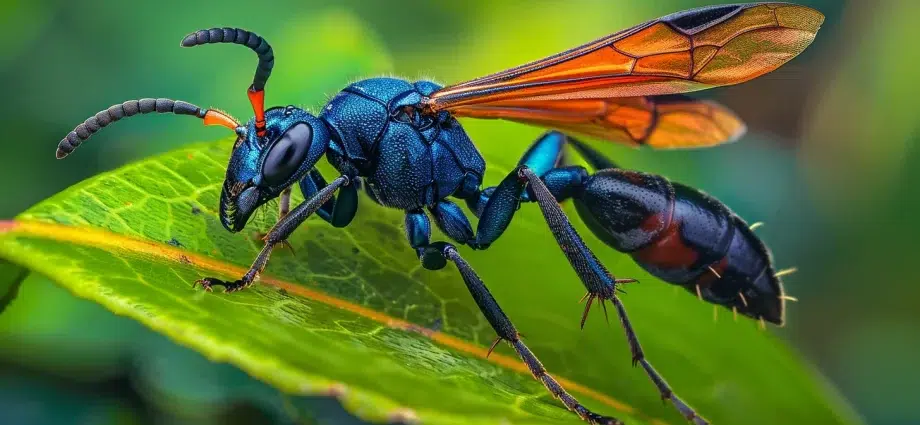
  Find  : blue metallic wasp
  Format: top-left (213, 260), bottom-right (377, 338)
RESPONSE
top-left (57, 4), bottom-right (823, 424)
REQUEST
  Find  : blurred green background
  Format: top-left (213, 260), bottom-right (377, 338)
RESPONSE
top-left (0, 0), bottom-right (916, 424)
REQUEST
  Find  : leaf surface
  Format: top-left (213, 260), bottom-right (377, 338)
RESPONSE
top-left (0, 260), bottom-right (26, 315)
top-left (0, 137), bottom-right (862, 425)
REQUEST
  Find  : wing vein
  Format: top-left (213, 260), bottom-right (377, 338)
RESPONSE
top-left (426, 3), bottom-right (822, 149)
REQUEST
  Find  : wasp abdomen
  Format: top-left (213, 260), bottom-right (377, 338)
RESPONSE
top-left (704, 215), bottom-right (783, 324)
top-left (631, 184), bottom-right (736, 285)
top-left (573, 169), bottom-right (674, 252)
top-left (574, 169), bottom-right (783, 323)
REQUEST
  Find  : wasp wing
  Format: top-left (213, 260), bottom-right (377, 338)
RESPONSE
top-left (427, 3), bottom-right (822, 148)
top-left (450, 95), bottom-right (746, 148)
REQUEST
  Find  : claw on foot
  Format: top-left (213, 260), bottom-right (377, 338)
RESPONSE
top-left (579, 293), bottom-right (595, 329)
top-left (584, 412), bottom-right (624, 425)
top-left (193, 277), bottom-right (215, 292)
top-left (486, 336), bottom-right (503, 358)
top-left (194, 277), bottom-right (249, 293)
top-left (579, 293), bottom-right (612, 329)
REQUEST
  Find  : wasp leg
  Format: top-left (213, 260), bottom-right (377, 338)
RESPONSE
top-left (195, 175), bottom-right (352, 292)
top-left (404, 208), bottom-right (620, 425)
top-left (519, 166), bottom-right (636, 309)
top-left (274, 187), bottom-right (294, 252)
top-left (299, 168), bottom-right (359, 228)
top-left (404, 209), bottom-right (439, 269)
top-left (278, 186), bottom-right (292, 219)
top-left (610, 296), bottom-right (707, 424)
top-left (518, 134), bottom-right (709, 425)
top-left (564, 135), bottom-right (619, 171)
top-left (406, 200), bottom-right (475, 259)
top-left (466, 131), bottom-right (635, 301)
top-left (522, 167), bottom-right (708, 424)
top-left (254, 186), bottom-right (295, 252)
top-left (428, 200), bottom-right (474, 245)
top-left (258, 169), bottom-right (360, 252)
top-left (465, 131), bottom-right (566, 220)
top-left (424, 251), bottom-right (622, 422)
top-left (444, 245), bottom-right (621, 425)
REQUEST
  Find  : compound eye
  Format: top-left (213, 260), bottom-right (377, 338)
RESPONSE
top-left (261, 123), bottom-right (312, 187)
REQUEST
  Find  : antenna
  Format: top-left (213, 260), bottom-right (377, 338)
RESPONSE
top-left (181, 28), bottom-right (274, 137)
top-left (56, 98), bottom-right (239, 159)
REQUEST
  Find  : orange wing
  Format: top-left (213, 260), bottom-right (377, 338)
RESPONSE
top-left (452, 96), bottom-right (746, 148)
top-left (426, 3), bottom-right (823, 148)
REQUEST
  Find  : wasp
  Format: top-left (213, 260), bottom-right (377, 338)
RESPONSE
top-left (56, 4), bottom-right (823, 424)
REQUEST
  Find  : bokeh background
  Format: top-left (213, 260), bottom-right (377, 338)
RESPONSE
top-left (0, 1), bottom-right (916, 424)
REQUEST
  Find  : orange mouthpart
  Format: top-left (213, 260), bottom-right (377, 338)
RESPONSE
top-left (203, 109), bottom-right (240, 130)
top-left (248, 86), bottom-right (266, 137)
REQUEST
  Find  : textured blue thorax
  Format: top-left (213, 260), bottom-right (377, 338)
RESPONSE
top-left (319, 77), bottom-right (485, 210)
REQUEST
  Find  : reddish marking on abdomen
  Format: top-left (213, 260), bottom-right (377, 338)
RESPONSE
top-left (631, 217), bottom-right (698, 271)
top-left (621, 170), bottom-right (646, 185)
top-left (639, 211), bottom-right (667, 233)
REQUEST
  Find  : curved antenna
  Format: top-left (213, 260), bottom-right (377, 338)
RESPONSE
top-left (56, 98), bottom-right (241, 159)
top-left (181, 28), bottom-right (274, 137)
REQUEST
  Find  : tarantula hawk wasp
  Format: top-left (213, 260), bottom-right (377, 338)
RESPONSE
top-left (57, 3), bottom-right (823, 424)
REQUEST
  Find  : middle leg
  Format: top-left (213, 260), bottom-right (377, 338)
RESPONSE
top-left (405, 208), bottom-right (621, 425)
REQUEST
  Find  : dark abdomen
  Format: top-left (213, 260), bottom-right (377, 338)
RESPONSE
top-left (574, 169), bottom-right (784, 324)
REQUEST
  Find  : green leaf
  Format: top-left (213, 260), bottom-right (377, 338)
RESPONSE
top-left (0, 259), bottom-right (27, 315)
top-left (0, 137), bottom-right (861, 425)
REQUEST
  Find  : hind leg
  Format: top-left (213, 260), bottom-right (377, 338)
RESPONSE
top-left (464, 131), bottom-right (636, 303)
top-left (467, 131), bottom-right (709, 424)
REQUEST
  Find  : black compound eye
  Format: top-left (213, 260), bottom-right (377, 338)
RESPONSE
top-left (261, 123), bottom-right (312, 187)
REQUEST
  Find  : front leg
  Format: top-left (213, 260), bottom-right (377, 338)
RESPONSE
top-left (299, 168), bottom-right (358, 228)
top-left (256, 186), bottom-right (294, 252)
top-left (196, 175), bottom-right (351, 292)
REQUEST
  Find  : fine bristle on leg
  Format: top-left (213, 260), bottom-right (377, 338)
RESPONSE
top-left (518, 165), bottom-right (708, 424)
top-left (440, 246), bottom-right (622, 425)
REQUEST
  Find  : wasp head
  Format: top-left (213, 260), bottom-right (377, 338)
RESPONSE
top-left (219, 106), bottom-right (330, 232)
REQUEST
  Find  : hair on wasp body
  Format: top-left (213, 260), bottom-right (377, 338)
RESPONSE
top-left (57, 4), bottom-right (823, 425)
